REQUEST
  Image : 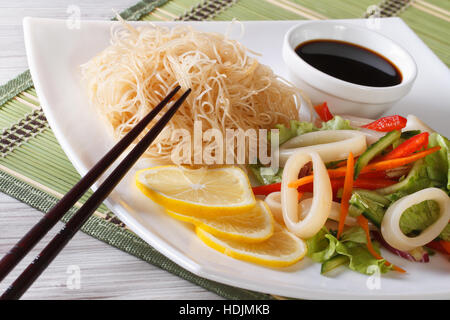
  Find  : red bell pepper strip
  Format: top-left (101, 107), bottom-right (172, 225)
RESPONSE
top-left (314, 102), bottom-right (334, 122)
top-left (379, 132), bottom-right (429, 161)
top-left (353, 178), bottom-right (397, 189)
top-left (362, 115), bottom-right (407, 132)
top-left (252, 177), bottom-right (396, 197)
top-left (358, 171), bottom-right (390, 179)
top-left (252, 182), bottom-right (281, 196)
top-left (426, 240), bottom-right (450, 255)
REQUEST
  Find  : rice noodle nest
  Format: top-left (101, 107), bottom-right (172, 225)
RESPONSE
top-left (81, 22), bottom-right (306, 164)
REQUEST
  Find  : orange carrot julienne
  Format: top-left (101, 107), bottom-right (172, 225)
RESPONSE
top-left (288, 147), bottom-right (441, 190)
top-left (288, 170), bottom-right (345, 189)
top-left (357, 216), bottom-right (406, 273)
top-left (363, 146), bottom-right (441, 172)
top-left (288, 175), bottom-right (314, 189)
top-left (440, 241), bottom-right (450, 255)
top-left (327, 146), bottom-right (441, 177)
top-left (337, 152), bottom-right (354, 239)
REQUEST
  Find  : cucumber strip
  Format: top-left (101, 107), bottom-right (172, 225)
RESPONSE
top-left (352, 189), bottom-right (391, 206)
top-left (321, 255), bottom-right (349, 274)
top-left (349, 192), bottom-right (388, 228)
top-left (401, 130), bottom-right (421, 139)
top-left (354, 130), bottom-right (401, 179)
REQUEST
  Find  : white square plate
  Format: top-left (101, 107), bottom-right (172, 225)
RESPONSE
top-left (23, 17), bottom-right (450, 299)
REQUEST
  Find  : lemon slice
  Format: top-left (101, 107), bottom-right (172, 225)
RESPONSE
top-left (136, 166), bottom-right (255, 216)
top-left (167, 200), bottom-right (274, 243)
top-left (196, 223), bottom-right (307, 268)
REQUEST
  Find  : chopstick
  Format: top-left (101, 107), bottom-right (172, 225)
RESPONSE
top-left (0, 86), bottom-right (181, 283)
top-left (0, 87), bottom-right (191, 300)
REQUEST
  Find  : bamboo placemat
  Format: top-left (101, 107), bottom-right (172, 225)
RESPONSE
top-left (0, 0), bottom-right (448, 300)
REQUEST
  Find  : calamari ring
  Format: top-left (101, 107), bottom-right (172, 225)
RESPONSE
top-left (281, 150), bottom-right (332, 239)
top-left (279, 130), bottom-right (366, 166)
top-left (381, 188), bottom-right (450, 251)
top-left (265, 193), bottom-right (357, 227)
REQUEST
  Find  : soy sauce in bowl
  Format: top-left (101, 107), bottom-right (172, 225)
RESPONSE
top-left (295, 39), bottom-right (402, 87)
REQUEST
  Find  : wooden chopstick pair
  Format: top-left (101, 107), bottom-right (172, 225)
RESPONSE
top-left (0, 86), bottom-right (191, 300)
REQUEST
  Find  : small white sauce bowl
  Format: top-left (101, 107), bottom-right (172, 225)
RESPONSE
top-left (282, 21), bottom-right (417, 118)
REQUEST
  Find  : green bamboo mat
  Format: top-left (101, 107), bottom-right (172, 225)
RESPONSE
top-left (0, 0), bottom-right (448, 300)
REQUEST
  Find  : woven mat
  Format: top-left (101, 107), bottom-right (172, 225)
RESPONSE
top-left (0, 0), bottom-right (448, 300)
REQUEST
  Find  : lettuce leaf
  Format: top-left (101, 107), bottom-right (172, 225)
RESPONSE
top-left (306, 227), bottom-right (392, 275)
top-left (335, 241), bottom-right (392, 275)
top-left (305, 228), bottom-right (336, 263)
top-left (400, 200), bottom-right (440, 236)
top-left (378, 133), bottom-right (450, 200)
top-left (248, 164), bottom-right (283, 185)
top-left (439, 224), bottom-right (450, 241)
top-left (269, 116), bottom-right (355, 146)
top-left (271, 120), bottom-right (317, 145)
top-left (319, 116), bottom-right (354, 131)
top-left (426, 133), bottom-right (450, 191)
top-left (379, 160), bottom-right (441, 202)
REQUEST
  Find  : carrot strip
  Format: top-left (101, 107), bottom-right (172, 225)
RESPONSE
top-left (288, 170), bottom-right (346, 188)
top-left (357, 216), bottom-right (406, 273)
top-left (362, 146), bottom-right (441, 172)
top-left (440, 241), bottom-right (450, 255)
top-left (288, 147), bottom-right (440, 191)
top-left (337, 152), bottom-right (354, 239)
top-left (288, 175), bottom-right (314, 189)
top-left (327, 146), bottom-right (441, 177)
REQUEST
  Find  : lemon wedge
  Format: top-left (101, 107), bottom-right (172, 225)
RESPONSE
top-left (196, 223), bottom-right (307, 268)
top-left (135, 166), bottom-right (255, 216)
top-left (166, 200), bottom-right (274, 243)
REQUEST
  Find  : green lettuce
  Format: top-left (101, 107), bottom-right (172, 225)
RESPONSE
top-left (426, 133), bottom-right (450, 191)
top-left (378, 160), bottom-right (440, 202)
top-left (248, 164), bottom-right (283, 185)
top-left (319, 116), bottom-right (354, 131)
top-left (378, 133), bottom-right (450, 200)
top-left (269, 116), bottom-right (355, 146)
top-left (271, 120), bottom-right (317, 145)
top-left (306, 227), bottom-right (392, 275)
top-left (400, 200), bottom-right (441, 236)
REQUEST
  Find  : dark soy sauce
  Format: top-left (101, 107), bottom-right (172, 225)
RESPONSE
top-left (295, 39), bottom-right (402, 87)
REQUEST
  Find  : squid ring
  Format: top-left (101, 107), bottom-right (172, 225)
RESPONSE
top-left (281, 150), bottom-right (332, 239)
top-left (279, 130), bottom-right (367, 166)
top-left (381, 188), bottom-right (450, 251)
top-left (265, 193), bottom-right (358, 227)
top-left (264, 192), bottom-right (284, 224)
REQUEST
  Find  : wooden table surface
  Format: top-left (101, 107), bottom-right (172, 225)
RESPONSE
top-left (0, 0), bottom-right (220, 300)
